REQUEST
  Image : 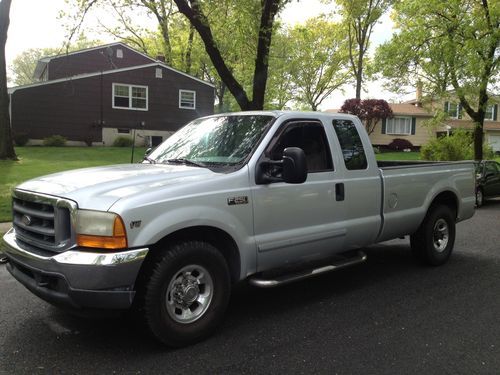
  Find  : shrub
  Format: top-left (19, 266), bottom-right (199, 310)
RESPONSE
top-left (82, 135), bottom-right (94, 147)
top-left (420, 129), bottom-right (494, 161)
top-left (388, 138), bottom-right (414, 151)
top-left (43, 135), bottom-right (67, 147)
top-left (113, 136), bottom-right (134, 147)
top-left (13, 132), bottom-right (29, 146)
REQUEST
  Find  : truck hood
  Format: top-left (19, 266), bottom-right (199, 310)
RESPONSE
top-left (16, 163), bottom-right (219, 210)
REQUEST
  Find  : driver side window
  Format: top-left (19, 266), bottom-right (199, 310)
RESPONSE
top-left (268, 121), bottom-right (333, 173)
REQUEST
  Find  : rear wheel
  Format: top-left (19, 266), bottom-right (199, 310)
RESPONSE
top-left (410, 204), bottom-right (456, 266)
top-left (141, 241), bottom-right (231, 347)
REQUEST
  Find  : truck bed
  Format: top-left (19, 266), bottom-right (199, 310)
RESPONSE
top-left (376, 160), bottom-right (476, 242)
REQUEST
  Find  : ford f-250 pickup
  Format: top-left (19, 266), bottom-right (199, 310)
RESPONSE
top-left (2, 111), bottom-right (475, 346)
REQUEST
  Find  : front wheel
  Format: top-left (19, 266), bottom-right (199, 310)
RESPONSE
top-left (410, 204), bottom-right (456, 266)
top-left (142, 241), bottom-right (231, 347)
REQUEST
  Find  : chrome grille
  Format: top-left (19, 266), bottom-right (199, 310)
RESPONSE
top-left (12, 190), bottom-right (76, 252)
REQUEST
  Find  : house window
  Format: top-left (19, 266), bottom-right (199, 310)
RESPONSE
top-left (485, 105), bottom-right (495, 121)
top-left (179, 90), bottom-right (196, 109)
top-left (112, 83), bottom-right (148, 111)
top-left (386, 117), bottom-right (412, 135)
top-left (445, 102), bottom-right (460, 119)
top-left (116, 49), bottom-right (123, 58)
top-left (155, 68), bottom-right (163, 78)
top-left (117, 128), bottom-right (130, 134)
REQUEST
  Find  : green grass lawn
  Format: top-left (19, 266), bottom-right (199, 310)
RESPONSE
top-left (375, 151), bottom-right (421, 161)
top-left (0, 147), bottom-right (498, 224)
top-left (0, 147), bottom-right (146, 223)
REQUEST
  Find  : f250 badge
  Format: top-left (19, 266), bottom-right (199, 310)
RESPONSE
top-left (227, 196), bottom-right (249, 206)
top-left (130, 220), bottom-right (142, 229)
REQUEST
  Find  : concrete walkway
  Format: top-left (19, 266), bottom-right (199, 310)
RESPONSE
top-left (0, 222), bottom-right (12, 234)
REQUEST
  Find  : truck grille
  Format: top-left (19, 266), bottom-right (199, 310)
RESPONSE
top-left (12, 190), bottom-right (76, 252)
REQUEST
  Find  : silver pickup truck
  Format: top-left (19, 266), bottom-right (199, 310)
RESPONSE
top-left (2, 111), bottom-right (475, 346)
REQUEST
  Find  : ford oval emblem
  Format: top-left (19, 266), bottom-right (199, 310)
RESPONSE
top-left (21, 214), bottom-right (32, 226)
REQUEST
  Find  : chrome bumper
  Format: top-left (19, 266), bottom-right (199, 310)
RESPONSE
top-left (2, 229), bottom-right (149, 309)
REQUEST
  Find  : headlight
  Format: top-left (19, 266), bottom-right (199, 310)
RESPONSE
top-left (76, 210), bottom-right (128, 250)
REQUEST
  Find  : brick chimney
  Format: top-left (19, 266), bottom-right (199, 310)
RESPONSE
top-left (156, 55), bottom-right (166, 62)
top-left (416, 81), bottom-right (423, 107)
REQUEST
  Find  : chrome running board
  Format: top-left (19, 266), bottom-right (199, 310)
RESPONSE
top-left (249, 251), bottom-right (367, 288)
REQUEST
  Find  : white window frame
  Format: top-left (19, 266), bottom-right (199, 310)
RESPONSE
top-left (179, 89), bottom-right (196, 110)
top-left (112, 83), bottom-right (148, 111)
top-left (386, 116), bottom-right (412, 135)
top-left (446, 102), bottom-right (459, 119)
top-left (155, 68), bottom-right (163, 79)
top-left (116, 49), bottom-right (123, 58)
top-left (485, 104), bottom-right (495, 121)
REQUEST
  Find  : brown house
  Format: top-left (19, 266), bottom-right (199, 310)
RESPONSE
top-left (9, 43), bottom-right (215, 146)
top-left (327, 91), bottom-right (500, 152)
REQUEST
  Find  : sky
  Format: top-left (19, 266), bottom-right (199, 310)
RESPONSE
top-left (5, 0), bottom-right (413, 109)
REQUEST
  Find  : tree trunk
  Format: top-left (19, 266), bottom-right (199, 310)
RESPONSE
top-left (173, 0), bottom-right (281, 111)
top-left (473, 123), bottom-right (483, 161)
top-left (355, 53), bottom-right (363, 99)
top-left (0, 0), bottom-right (17, 160)
top-left (184, 25), bottom-right (194, 75)
top-left (250, 0), bottom-right (281, 110)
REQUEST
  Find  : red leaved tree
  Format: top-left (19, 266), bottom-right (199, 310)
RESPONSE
top-left (339, 98), bottom-right (393, 135)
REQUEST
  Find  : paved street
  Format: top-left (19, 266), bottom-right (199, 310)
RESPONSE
top-left (1, 200), bottom-right (500, 374)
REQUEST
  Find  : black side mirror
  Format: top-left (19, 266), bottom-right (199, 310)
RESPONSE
top-left (255, 147), bottom-right (307, 184)
top-left (282, 147), bottom-right (307, 184)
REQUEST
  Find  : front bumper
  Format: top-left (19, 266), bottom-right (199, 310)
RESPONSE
top-left (2, 229), bottom-right (149, 310)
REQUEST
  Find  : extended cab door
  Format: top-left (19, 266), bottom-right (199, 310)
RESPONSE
top-left (250, 119), bottom-right (347, 272)
top-left (329, 118), bottom-right (382, 248)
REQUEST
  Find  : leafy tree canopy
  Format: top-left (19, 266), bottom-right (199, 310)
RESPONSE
top-left (374, 0), bottom-right (499, 159)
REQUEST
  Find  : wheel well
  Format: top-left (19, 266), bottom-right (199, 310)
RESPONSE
top-left (149, 226), bottom-right (241, 285)
top-left (430, 191), bottom-right (458, 219)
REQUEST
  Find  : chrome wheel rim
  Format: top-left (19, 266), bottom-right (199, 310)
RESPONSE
top-left (433, 218), bottom-right (449, 253)
top-left (166, 264), bottom-right (213, 324)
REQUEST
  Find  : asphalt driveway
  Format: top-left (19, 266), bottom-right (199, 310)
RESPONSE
top-left (1, 200), bottom-right (500, 374)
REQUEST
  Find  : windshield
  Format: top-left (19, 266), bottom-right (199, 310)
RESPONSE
top-left (147, 115), bottom-right (274, 167)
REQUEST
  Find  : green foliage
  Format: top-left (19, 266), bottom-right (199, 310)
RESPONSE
top-left (113, 136), bottom-right (134, 147)
top-left (13, 133), bottom-right (29, 146)
top-left (420, 130), bottom-right (494, 161)
top-left (284, 18), bottom-right (350, 111)
top-left (338, 0), bottom-right (393, 97)
top-left (43, 135), bottom-right (67, 147)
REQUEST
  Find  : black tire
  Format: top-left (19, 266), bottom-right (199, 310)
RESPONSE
top-left (410, 204), bottom-right (456, 266)
top-left (142, 240), bottom-right (231, 347)
top-left (476, 188), bottom-right (484, 208)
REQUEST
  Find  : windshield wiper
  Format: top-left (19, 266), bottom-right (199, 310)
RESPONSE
top-left (143, 156), bottom-right (156, 164)
top-left (165, 158), bottom-right (207, 168)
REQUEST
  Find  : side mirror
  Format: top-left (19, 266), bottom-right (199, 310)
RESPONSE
top-left (145, 147), bottom-right (152, 156)
top-left (255, 147), bottom-right (307, 184)
top-left (282, 147), bottom-right (307, 184)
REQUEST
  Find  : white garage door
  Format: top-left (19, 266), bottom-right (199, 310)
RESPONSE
top-left (489, 135), bottom-right (500, 152)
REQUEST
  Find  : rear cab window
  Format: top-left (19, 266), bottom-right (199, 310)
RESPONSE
top-left (332, 119), bottom-right (368, 170)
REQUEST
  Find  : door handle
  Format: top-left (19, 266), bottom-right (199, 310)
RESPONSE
top-left (335, 183), bottom-right (345, 201)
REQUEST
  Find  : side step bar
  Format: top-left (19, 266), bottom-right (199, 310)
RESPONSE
top-left (249, 250), bottom-right (367, 288)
